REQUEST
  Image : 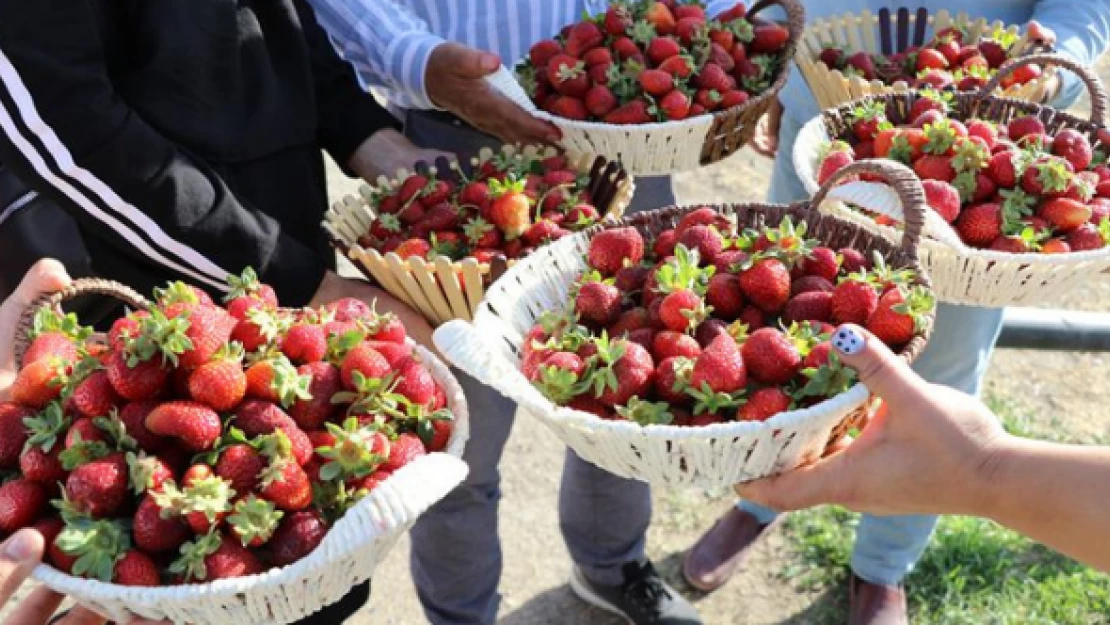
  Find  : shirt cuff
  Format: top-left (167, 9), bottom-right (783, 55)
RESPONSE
top-left (387, 32), bottom-right (448, 110)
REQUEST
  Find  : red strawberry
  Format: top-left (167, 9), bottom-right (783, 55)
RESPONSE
top-left (913, 154), bottom-right (956, 182)
top-left (393, 358), bottom-right (436, 407)
top-left (65, 452), bottom-right (129, 518)
top-left (189, 344), bottom-right (247, 412)
top-left (488, 178), bottom-right (532, 240)
top-left (652, 331), bottom-right (702, 361)
top-left (690, 334), bottom-right (745, 394)
top-left (955, 203), bottom-right (1003, 247)
top-left (659, 289), bottom-right (707, 333)
top-left (172, 533), bottom-right (263, 582)
top-left (741, 328), bottom-right (801, 385)
top-left (178, 305), bottom-right (236, 370)
top-left (113, 550), bottom-right (160, 587)
top-left (339, 342), bottom-right (390, 391)
top-left (383, 433), bottom-right (427, 472)
top-left (644, 1), bottom-right (677, 35)
top-left (921, 179), bottom-right (961, 223)
top-left (70, 370), bottom-right (119, 419)
top-left (228, 495), bottom-right (283, 547)
top-left (784, 291), bottom-right (833, 324)
top-left (611, 36), bottom-right (643, 61)
top-left (737, 387), bottom-right (792, 422)
top-left (677, 225), bottom-right (724, 263)
top-left (119, 401), bottom-right (168, 452)
top-left (282, 322), bottom-right (327, 364)
top-left (657, 89), bottom-right (692, 120)
top-left (639, 69), bottom-right (675, 97)
top-left (866, 286), bottom-right (934, 346)
top-left (550, 96), bottom-right (589, 121)
top-left (269, 510), bottom-right (328, 567)
top-left (258, 454), bottom-right (312, 512)
top-left (705, 273), bottom-right (744, 320)
top-left (21, 444), bottom-right (66, 486)
top-left (585, 85), bottom-right (618, 118)
top-left (1008, 115), bottom-right (1046, 142)
top-left (0, 478), bottom-right (47, 532)
top-left (844, 51), bottom-right (877, 80)
top-left (0, 402), bottom-right (33, 469)
top-left (215, 444), bottom-right (267, 498)
top-left (233, 401), bottom-right (313, 467)
top-left (654, 356), bottom-right (693, 405)
top-left (1066, 222), bottom-right (1110, 251)
top-left (1040, 198), bottom-right (1092, 233)
top-left (11, 359), bottom-right (65, 409)
top-left (986, 151), bottom-right (1018, 188)
top-left (547, 54), bottom-right (589, 98)
top-left (591, 338), bottom-right (655, 405)
top-left (915, 48), bottom-right (949, 72)
top-left (133, 493), bottom-right (190, 553)
top-left (797, 247), bottom-right (839, 282)
top-left (603, 5), bottom-right (632, 35)
top-left (817, 141), bottom-right (855, 184)
top-left (739, 258), bottom-right (791, 313)
top-left (588, 227), bottom-right (645, 276)
top-left (804, 341), bottom-right (834, 369)
top-left (288, 362), bottom-right (341, 431)
top-left (604, 100), bottom-right (653, 124)
top-left (564, 21), bottom-right (604, 58)
top-left (105, 350), bottom-right (168, 403)
top-left (529, 38), bottom-right (562, 68)
top-left (1052, 128), bottom-right (1093, 171)
top-left (646, 36), bottom-right (681, 65)
top-left (791, 276), bottom-right (835, 297)
top-left (144, 401), bottom-right (222, 451)
top-left (831, 278), bottom-right (880, 325)
top-left (576, 281), bottom-right (623, 327)
top-left (21, 333), bottom-right (78, 369)
top-left (750, 22), bottom-right (789, 54)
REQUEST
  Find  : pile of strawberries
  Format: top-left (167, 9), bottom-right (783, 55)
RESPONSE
top-left (357, 152), bottom-right (606, 263)
top-left (517, 0), bottom-right (790, 123)
top-left (816, 90), bottom-right (1110, 253)
top-left (816, 21), bottom-right (1052, 91)
top-left (0, 269), bottom-right (453, 587)
top-left (520, 212), bottom-right (933, 426)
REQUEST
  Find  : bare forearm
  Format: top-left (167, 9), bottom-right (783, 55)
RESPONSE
top-left (974, 437), bottom-right (1110, 572)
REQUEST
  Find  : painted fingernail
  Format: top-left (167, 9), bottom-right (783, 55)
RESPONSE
top-left (833, 326), bottom-right (865, 355)
top-left (4, 529), bottom-right (37, 561)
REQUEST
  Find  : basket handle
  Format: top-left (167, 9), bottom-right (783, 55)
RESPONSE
top-left (13, 278), bottom-right (150, 367)
top-left (975, 54), bottom-right (1108, 126)
top-left (809, 160), bottom-right (927, 261)
top-left (746, 0), bottom-right (806, 39)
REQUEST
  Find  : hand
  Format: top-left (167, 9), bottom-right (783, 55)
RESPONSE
top-left (751, 98), bottom-right (782, 158)
top-left (0, 529), bottom-right (167, 625)
top-left (735, 324), bottom-right (1009, 516)
top-left (349, 129), bottom-right (455, 182)
top-left (425, 42), bottom-right (561, 146)
top-left (0, 259), bottom-right (72, 401)
top-left (309, 271), bottom-right (436, 351)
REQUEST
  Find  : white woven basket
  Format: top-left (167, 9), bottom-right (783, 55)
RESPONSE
top-left (794, 59), bottom-right (1110, 307)
top-left (31, 342), bottom-right (470, 625)
top-left (486, 0), bottom-right (806, 176)
top-left (796, 8), bottom-right (1057, 111)
top-left (433, 170), bottom-right (933, 489)
top-left (324, 144), bottom-right (634, 326)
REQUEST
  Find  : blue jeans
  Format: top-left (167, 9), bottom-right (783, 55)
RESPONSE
top-left (735, 113), bottom-right (1006, 586)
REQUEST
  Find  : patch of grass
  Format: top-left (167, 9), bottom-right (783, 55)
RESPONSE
top-left (777, 395), bottom-right (1110, 624)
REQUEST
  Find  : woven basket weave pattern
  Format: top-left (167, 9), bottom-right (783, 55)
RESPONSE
top-left (795, 8), bottom-right (1058, 111)
top-left (435, 161), bottom-right (932, 489)
top-left (794, 55), bottom-right (1110, 307)
top-left (12, 280), bottom-right (471, 625)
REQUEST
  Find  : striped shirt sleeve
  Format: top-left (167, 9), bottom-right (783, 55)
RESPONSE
top-left (306, 0), bottom-right (446, 109)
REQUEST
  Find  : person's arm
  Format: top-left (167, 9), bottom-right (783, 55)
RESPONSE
top-left (304, 0), bottom-right (559, 145)
top-left (1030, 0), bottom-right (1110, 108)
top-left (735, 324), bottom-right (1110, 573)
top-left (0, 0), bottom-right (329, 305)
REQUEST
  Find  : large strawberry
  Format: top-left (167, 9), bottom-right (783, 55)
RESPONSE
top-left (0, 402), bottom-right (33, 469)
top-left (189, 343), bottom-right (248, 411)
top-left (21, 307), bottom-right (90, 367)
top-left (737, 387), bottom-right (792, 422)
top-left (178, 304), bottom-right (237, 369)
top-left (0, 478), bottom-right (47, 532)
top-left (170, 532), bottom-right (263, 582)
top-left (739, 257), bottom-right (791, 313)
top-left (289, 361), bottom-right (342, 430)
top-left (233, 400), bottom-right (313, 466)
top-left (269, 510), bottom-right (329, 567)
top-left (588, 227), bottom-right (645, 276)
top-left (831, 276), bottom-right (880, 325)
top-left (258, 434), bottom-right (313, 511)
top-left (247, 353), bottom-right (312, 407)
top-left (866, 286), bottom-right (935, 347)
top-left (690, 333), bottom-right (746, 394)
top-left (132, 492), bottom-right (190, 553)
top-left (145, 401), bottom-right (223, 451)
top-left (487, 177), bottom-right (532, 240)
top-left (741, 327), bottom-right (801, 385)
top-left (65, 452), bottom-right (130, 518)
top-left (587, 336), bottom-right (655, 405)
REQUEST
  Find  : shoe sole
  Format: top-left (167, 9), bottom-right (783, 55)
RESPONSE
top-left (568, 567), bottom-right (634, 625)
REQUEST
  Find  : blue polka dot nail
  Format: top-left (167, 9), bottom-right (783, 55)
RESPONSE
top-left (833, 326), bottom-right (865, 355)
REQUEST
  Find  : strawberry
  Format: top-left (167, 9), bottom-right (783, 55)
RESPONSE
top-left (177, 305), bottom-right (236, 369)
top-left (563, 20), bottom-right (603, 57)
top-left (269, 510), bottom-right (328, 567)
top-left (659, 289), bottom-right (707, 332)
top-left (21, 333), bottom-right (78, 370)
top-left (653, 356), bottom-right (693, 405)
top-left (784, 291), bottom-right (833, 324)
top-left (488, 177), bottom-right (532, 240)
top-left (921, 179), bottom-right (961, 223)
top-left (915, 48), bottom-right (949, 72)
top-left (588, 227), bottom-right (645, 276)
top-left (741, 327), bottom-right (801, 385)
top-left (0, 402), bottom-right (32, 469)
top-left (216, 443), bottom-right (268, 498)
top-left (247, 353), bottom-right (311, 407)
top-left (529, 39), bottom-right (562, 68)
top-left (146, 401), bottom-right (222, 451)
top-left (603, 5), bottom-right (633, 35)
top-left (639, 69), bottom-right (675, 96)
top-left (549, 96), bottom-right (589, 121)
top-left (955, 203), bottom-right (1003, 247)
top-left (383, 432), bottom-right (427, 472)
top-left (132, 493), bottom-right (190, 553)
top-left (21, 307), bottom-right (90, 366)
top-left (913, 154), bottom-right (956, 182)
top-left (739, 258), bottom-right (791, 313)
top-left (11, 359), bottom-right (65, 409)
top-left (1066, 221), bottom-right (1110, 251)
top-left (657, 89), bottom-right (692, 120)
top-left (1022, 158), bottom-right (1072, 197)
top-left (604, 100), bottom-right (653, 124)
top-left (866, 286), bottom-right (934, 346)
top-left (69, 369), bottom-right (119, 419)
top-left (576, 280), bottom-right (623, 327)
top-left (1039, 198), bottom-right (1091, 233)
top-left (644, 1), bottom-right (677, 35)
top-left (705, 273), bottom-right (744, 320)
top-left (796, 247), bottom-right (839, 282)
top-left (1041, 238), bottom-right (1072, 253)
top-left (1052, 128), bottom-right (1094, 171)
top-left (65, 452), bottom-right (129, 518)
top-left (844, 51), bottom-right (876, 80)
top-left (588, 337), bottom-right (654, 405)
top-left (660, 54), bottom-right (695, 79)
top-left (547, 54), bottom-right (589, 98)
top-left (339, 342), bottom-right (390, 391)
top-left (288, 362), bottom-right (341, 431)
top-left (282, 322), bottom-right (327, 364)
top-left (189, 343), bottom-right (247, 411)
top-left (118, 401), bottom-right (168, 453)
top-left (831, 277), bottom-right (880, 325)
top-left (611, 36), bottom-right (643, 61)
top-left (171, 532), bottom-right (263, 582)
top-left (0, 478), bottom-right (47, 532)
top-left (233, 401), bottom-right (313, 466)
top-left (737, 387), bottom-right (792, 422)
top-left (126, 451), bottom-right (175, 495)
top-left (393, 358), bottom-right (437, 407)
top-left (750, 22), bottom-right (789, 54)
top-left (1008, 115), bottom-right (1046, 142)
top-left (228, 494), bottom-right (283, 547)
top-left (224, 267), bottom-right (278, 314)
top-left (585, 84), bottom-right (618, 118)
top-left (849, 101), bottom-right (887, 141)
top-left (676, 224), bottom-right (724, 263)
top-left (394, 238), bottom-right (431, 259)
top-left (257, 437), bottom-right (312, 511)
top-left (646, 36), bottom-right (682, 65)
top-left (114, 550), bottom-right (160, 587)
top-left (817, 141), bottom-right (855, 184)
top-left (652, 331), bottom-right (702, 361)
top-left (986, 151), bottom-right (1019, 188)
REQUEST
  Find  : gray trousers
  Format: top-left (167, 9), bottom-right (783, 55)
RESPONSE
top-left (403, 109), bottom-right (674, 625)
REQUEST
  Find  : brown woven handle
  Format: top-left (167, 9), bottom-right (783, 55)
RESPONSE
top-left (747, 0), bottom-right (806, 38)
top-left (13, 278), bottom-right (150, 368)
top-left (977, 53), bottom-right (1108, 126)
top-left (809, 160), bottom-right (926, 262)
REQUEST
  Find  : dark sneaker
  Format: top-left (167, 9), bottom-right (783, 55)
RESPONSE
top-left (569, 560), bottom-right (703, 625)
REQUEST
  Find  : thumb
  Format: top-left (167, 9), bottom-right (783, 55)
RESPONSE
top-left (736, 452), bottom-right (851, 512)
top-left (14, 258), bottom-right (71, 308)
top-left (0, 529), bottom-right (45, 604)
top-left (831, 324), bottom-right (928, 405)
top-left (445, 42), bottom-right (501, 78)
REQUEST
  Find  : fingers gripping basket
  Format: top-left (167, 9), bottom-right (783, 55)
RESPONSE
top-left (795, 55), bottom-right (1110, 308)
top-left (324, 144), bottom-right (634, 327)
top-left (486, 0), bottom-right (805, 176)
top-left (13, 280), bottom-right (471, 625)
top-left (795, 7), bottom-right (1058, 111)
top-left (434, 161), bottom-right (933, 489)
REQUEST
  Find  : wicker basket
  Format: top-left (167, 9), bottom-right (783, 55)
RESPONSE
top-left (323, 144), bottom-right (634, 327)
top-left (794, 54), bottom-right (1110, 307)
top-left (433, 160), bottom-right (933, 489)
top-left (13, 279), bottom-right (470, 625)
top-left (486, 0), bottom-right (806, 176)
top-left (795, 8), bottom-right (1058, 111)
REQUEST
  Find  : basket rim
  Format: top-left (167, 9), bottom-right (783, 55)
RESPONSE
top-left (29, 341), bottom-right (469, 607)
top-left (468, 201), bottom-right (933, 440)
top-left (794, 93), bottom-right (1110, 266)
